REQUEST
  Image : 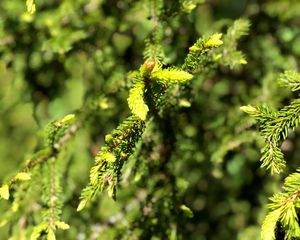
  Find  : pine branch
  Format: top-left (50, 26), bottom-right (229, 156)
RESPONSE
top-left (182, 33), bottom-right (223, 73)
top-left (220, 18), bottom-right (250, 68)
top-left (279, 70), bottom-right (300, 92)
top-left (0, 166), bottom-right (42, 233)
top-left (261, 208), bottom-right (281, 240)
top-left (77, 115), bottom-right (146, 211)
top-left (1, 6), bottom-right (253, 238)
top-left (261, 169), bottom-right (300, 240)
top-left (0, 114), bottom-right (78, 201)
top-left (225, 18), bottom-right (250, 42)
top-left (30, 158), bottom-right (69, 240)
top-left (127, 61), bottom-right (192, 121)
top-left (0, 114), bottom-right (79, 238)
top-left (143, 0), bottom-right (165, 62)
top-left (241, 97), bottom-right (300, 174)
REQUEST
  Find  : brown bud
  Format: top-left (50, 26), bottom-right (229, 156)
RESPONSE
top-left (143, 60), bottom-right (155, 71)
top-left (54, 121), bottom-right (62, 128)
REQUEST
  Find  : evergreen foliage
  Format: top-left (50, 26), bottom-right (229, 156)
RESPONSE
top-left (242, 69), bottom-right (300, 239)
top-left (26, 0), bottom-right (36, 14)
top-left (1, 0), bottom-right (300, 239)
top-left (261, 170), bottom-right (300, 240)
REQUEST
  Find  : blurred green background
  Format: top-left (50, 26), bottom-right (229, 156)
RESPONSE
top-left (0, 0), bottom-right (300, 239)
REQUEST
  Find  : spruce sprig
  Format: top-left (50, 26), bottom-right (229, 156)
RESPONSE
top-left (242, 70), bottom-right (300, 238)
top-left (0, 114), bottom-right (77, 201)
top-left (77, 115), bottom-right (146, 211)
top-left (0, 114), bottom-right (76, 239)
top-left (279, 70), bottom-right (300, 92)
top-left (78, 32), bottom-right (227, 210)
top-left (262, 169), bottom-right (300, 240)
top-left (241, 97), bottom-right (300, 174)
top-left (220, 18), bottom-right (250, 68)
top-left (182, 33), bottom-right (223, 73)
top-left (31, 159), bottom-right (69, 240)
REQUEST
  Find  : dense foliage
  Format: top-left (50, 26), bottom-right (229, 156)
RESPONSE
top-left (1, 0), bottom-right (300, 239)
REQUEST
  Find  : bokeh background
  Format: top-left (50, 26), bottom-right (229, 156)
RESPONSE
top-left (0, 0), bottom-right (300, 239)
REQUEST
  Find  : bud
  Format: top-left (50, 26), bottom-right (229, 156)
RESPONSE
top-left (189, 46), bottom-right (201, 51)
top-left (15, 172), bottom-right (31, 181)
top-left (77, 199), bottom-right (87, 212)
top-left (0, 185), bottom-right (9, 200)
top-left (55, 221), bottom-right (70, 230)
top-left (182, 2), bottom-right (197, 13)
top-left (140, 60), bottom-right (156, 78)
top-left (239, 59), bottom-right (247, 64)
top-left (61, 114), bottom-right (75, 123)
top-left (240, 105), bottom-right (257, 114)
top-left (54, 120), bottom-right (62, 128)
top-left (204, 33), bottom-right (223, 47)
top-left (180, 204), bottom-right (194, 218)
top-left (144, 60), bottom-right (155, 71)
